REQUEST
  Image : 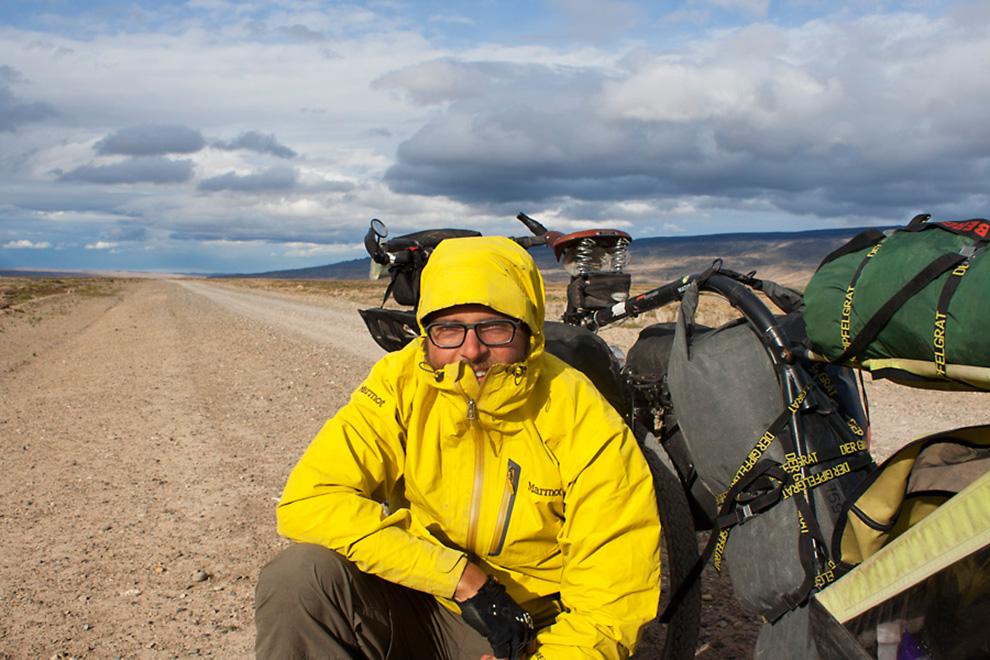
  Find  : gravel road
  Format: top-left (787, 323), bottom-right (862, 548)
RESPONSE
top-left (2, 279), bottom-right (988, 660)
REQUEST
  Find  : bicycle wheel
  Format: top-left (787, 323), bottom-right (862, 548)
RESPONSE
top-left (631, 442), bottom-right (702, 660)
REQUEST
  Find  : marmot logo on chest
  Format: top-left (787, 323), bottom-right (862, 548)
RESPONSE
top-left (527, 481), bottom-right (564, 497)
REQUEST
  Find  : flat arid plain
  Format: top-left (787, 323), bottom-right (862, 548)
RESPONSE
top-left (3, 277), bottom-right (989, 659)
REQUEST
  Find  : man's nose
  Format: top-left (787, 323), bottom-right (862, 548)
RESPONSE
top-left (458, 327), bottom-right (487, 359)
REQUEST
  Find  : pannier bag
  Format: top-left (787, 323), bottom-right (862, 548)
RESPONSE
top-left (665, 283), bottom-right (872, 660)
top-left (831, 424), bottom-right (990, 571)
top-left (803, 214), bottom-right (990, 390)
top-left (811, 427), bottom-right (990, 660)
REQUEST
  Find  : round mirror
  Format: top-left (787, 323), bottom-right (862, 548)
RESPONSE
top-left (370, 218), bottom-right (388, 239)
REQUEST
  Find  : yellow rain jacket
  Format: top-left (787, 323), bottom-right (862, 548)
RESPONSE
top-left (277, 236), bottom-right (662, 658)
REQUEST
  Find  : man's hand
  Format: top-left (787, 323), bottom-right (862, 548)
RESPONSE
top-left (457, 575), bottom-right (535, 660)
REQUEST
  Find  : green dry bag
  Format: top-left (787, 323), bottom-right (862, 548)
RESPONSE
top-left (803, 214), bottom-right (990, 390)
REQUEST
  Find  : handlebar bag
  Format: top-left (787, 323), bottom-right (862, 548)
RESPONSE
top-left (565, 272), bottom-right (631, 314)
top-left (381, 229), bottom-right (481, 306)
top-left (803, 215), bottom-right (990, 390)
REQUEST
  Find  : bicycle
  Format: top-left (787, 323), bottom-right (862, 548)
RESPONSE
top-left (357, 213), bottom-right (873, 659)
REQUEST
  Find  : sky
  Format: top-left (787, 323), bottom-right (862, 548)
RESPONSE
top-left (1, 0), bottom-right (989, 274)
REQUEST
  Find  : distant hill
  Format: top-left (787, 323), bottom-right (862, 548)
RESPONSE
top-left (218, 226), bottom-right (875, 288)
top-left (618, 227), bottom-right (878, 287)
top-left (216, 259), bottom-right (373, 281)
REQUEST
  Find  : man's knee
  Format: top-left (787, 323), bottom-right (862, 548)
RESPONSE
top-left (256, 544), bottom-right (392, 659)
top-left (256, 543), bottom-right (354, 605)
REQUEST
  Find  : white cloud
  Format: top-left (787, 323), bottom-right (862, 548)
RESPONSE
top-left (702, 0), bottom-right (771, 19)
top-left (4, 239), bottom-right (52, 249)
top-left (282, 241), bottom-right (364, 258)
top-left (0, 1), bottom-right (987, 274)
top-left (429, 14), bottom-right (474, 26)
top-left (547, 0), bottom-right (646, 40)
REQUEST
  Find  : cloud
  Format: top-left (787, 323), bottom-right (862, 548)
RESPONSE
top-left (4, 239), bottom-right (52, 249)
top-left (0, 65), bottom-right (25, 85)
top-left (373, 59), bottom-right (498, 106)
top-left (0, 66), bottom-right (58, 132)
top-left (197, 166), bottom-right (298, 192)
top-left (95, 124), bottom-right (206, 156)
top-left (3, 1), bottom-right (989, 276)
top-left (429, 13), bottom-right (474, 26)
top-left (105, 223), bottom-right (148, 242)
top-left (277, 24), bottom-right (327, 42)
top-left (702, 0), bottom-right (771, 19)
top-left (58, 157), bottom-right (195, 184)
top-left (383, 12), bottom-right (990, 222)
top-left (212, 131), bottom-right (297, 158)
top-left (547, 0), bottom-right (646, 41)
top-left (85, 241), bottom-right (119, 250)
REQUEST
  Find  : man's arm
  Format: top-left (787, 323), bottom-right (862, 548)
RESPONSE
top-left (276, 355), bottom-right (469, 598)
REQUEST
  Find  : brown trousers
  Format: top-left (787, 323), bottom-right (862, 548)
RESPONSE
top-left (255, 543), bottom-right (492, 660)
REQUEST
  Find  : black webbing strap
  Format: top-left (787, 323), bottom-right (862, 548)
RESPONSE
top-left (658, 459), bottom-right (791, 623)
top-left (657, 379), bottom-right (872, 624)
top-left (815, 227), bottom-right (888, 270)
top-left (763, 497), bottom-right (827, 623)
top-left (832, 250), bottom-right (969, 365)
top-left (932, 247), bottom-right (983, 377)
top-left (661, 451), bottom-right (862, 624)
top-left (658, 381), bottom-right (804, 624)
top-left (807, 363), bottom-right (869, 444)
top-left (712, 378), bottom-right (816, 509)
top-left (831, 215), bottom-right (990, 369)
top-left (836, 240), bottom-right (886, 352)
top-left (381, 272), bottom-right (399, 306)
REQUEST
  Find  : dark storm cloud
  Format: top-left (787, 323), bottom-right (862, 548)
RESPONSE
top-left (106, 223), bottom-right (148, 242)
top-left (211, 131), bottom-right (297, 158)
top-left (95, 124), bottom-right (206, 156)
top-left (277, 24), bottom-right (326, 42)
top-left (0, 65), bottom-right (58, 132)
top-left (58, 156), bottom-right (195, 184)
top-left (381, 14), bottom-right (990, 224)
top-left (197, 166), bottom-right (297, 192)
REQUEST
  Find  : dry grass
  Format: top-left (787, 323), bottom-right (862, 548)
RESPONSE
top-left (0, 277), bottom-right (122, 310)
top-left (212, 277), bottom-right (391, 307)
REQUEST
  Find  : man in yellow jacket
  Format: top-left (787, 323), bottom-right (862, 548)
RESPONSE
top-left (256, 236), bottom-right (662, 659)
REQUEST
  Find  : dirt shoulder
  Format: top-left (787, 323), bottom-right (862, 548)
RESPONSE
top-left (2, 279), bottom-right (988, 660)
top-left (0, 280), bottom-right (378, 659)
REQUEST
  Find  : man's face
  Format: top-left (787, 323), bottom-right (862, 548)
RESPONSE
top-left (424, 304), bottom-right (529, 384)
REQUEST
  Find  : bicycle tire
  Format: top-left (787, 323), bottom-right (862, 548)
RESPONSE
top-left (632, 441), bottom-right (703, 659)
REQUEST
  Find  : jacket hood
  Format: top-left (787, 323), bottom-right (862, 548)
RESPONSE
top-left (417, 236), bottom-right (546, 355)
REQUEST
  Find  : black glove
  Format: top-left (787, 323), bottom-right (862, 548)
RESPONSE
top-left (458, 575), bottom-right (535, 659)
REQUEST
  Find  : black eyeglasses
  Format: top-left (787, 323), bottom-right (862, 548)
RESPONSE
top-left (425, 319), bottom-right (523, 348)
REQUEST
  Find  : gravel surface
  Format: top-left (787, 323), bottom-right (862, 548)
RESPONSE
top-left (2, 279), bottom-right (988, 660)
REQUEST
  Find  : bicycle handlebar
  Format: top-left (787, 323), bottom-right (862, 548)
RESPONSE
top-left (517, 212), bottom-right (548, 236)
top-left (587, 271), bottom-right (791, 363)
top-left (513, 235), bottom-right (548, 250)
top-left (361, 215), bottom-right (794, 364)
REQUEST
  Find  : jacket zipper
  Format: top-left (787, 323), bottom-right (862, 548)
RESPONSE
top-left (489, 460), bottom-right (521, 556)
top-left (466, 395), bottom-right (485, 556)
